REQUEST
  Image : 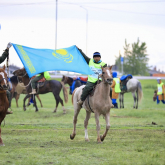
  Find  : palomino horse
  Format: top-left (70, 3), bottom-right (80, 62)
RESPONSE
top-left (0, 65), bottom-right (9, 146)
top-left (119, 78), bottom-right (143, 109)
top-left (13, 68), bottom-right (68, 113)
top-left (70, 66), bottom-right (113, 143)
top-left (9, 76), bottom-right (43, 107)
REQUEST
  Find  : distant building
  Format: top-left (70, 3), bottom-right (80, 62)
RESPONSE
top-left (148, 66), bottom-right (165, 77)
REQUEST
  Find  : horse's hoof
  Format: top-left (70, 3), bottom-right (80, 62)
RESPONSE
top-left (100, 135), bottom-right (104, 142)
top-left (35, 110), bottom-right (38, 112)
top-left (70, 134), bottom-right (74, 140)
top-left (0, 143), bottom-right (5, 146)
top-left (53, 110), bottom-right (56, 113)
top-left (97, 141), bottom-right (102, 144)
top-left (85, 139), bottom-right (90, 142)
top-left (63, 111), bottom-right (66, 114)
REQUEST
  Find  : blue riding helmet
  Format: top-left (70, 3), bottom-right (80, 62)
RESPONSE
top-left (112, 72), bottom-right (117, 78)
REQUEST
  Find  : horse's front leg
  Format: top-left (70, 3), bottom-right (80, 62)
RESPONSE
top-left (23, 94), bottom-right (31, 111)
top-left (100, 112), bottom-right (110, 142)
top-left (84, 111), bottom-right (91, 142)
top-left (95, 112), bottom-right (101, 143)
top-left (16, 94), bottom-right (20, 108)
top-left (70, 104), bottom-right (81, 140)
top-left (0, 126), bottom-right (4, 146)
top-left (32, 94), bottom-right (38, 112)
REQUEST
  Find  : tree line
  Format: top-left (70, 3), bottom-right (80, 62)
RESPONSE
top-left (115, 38), bottom-right (149, 75)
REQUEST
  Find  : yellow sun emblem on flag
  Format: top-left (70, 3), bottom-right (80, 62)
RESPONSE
top-left (52, 49), bottom-right (73, 63)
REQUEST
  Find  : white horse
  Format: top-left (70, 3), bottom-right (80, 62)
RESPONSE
top-left (119, 78), bottom-right (143, 109)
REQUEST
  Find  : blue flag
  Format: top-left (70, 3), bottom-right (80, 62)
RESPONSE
top-left (12, 44), bottom-right (93, 78)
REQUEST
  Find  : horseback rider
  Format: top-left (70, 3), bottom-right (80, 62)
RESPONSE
top-left (156, 77), bottom-right (165, 104)
top-left (77, 47), bottom-right (113, 107)
top-left (30, 71), bottom-right (50, 94)
top-left (111, 72), bottom-right (121, 108)
top-left (0, 43), bottom-right (13, 114)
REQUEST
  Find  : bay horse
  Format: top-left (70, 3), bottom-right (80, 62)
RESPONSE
top-left (13, 68), bottom-right (68, 113)
top-left (119, 78), bottom-right (143, 109)
top-left (9, 76), bottom-right (43, 108)
top-left (61, 75), bottom-right (85, 94)
top-left (70, 66), bottom-right (113, 143)
top-left (0, 65), bottom-right (9, 146)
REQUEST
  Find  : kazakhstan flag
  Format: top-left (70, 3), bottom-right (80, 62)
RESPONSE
top-left (12, 44), bottom-right (94, 78)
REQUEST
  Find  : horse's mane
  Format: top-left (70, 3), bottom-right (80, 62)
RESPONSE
top-left (10, 76), bottom-right (18, 83)
top-left (68, 77), bottom-right (73, 83)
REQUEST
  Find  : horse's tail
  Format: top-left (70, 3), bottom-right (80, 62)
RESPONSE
top-left (60, 81), bottom-right (68, 103)
top-left (72, 88), bottom-right (78, 105)
top-left (137, 81), bottom-right (143, 102)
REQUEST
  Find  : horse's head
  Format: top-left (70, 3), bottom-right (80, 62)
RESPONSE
top-left (0, 65), bottom-right (8, 90)
top-left (153, 90), bottom-right (157, 102)
top-left (61, 75), bottom-right (73, 86)
top-left (13, 68), bottom-right (26, 77)
top-left (101, 66), bottom-right (113, 85)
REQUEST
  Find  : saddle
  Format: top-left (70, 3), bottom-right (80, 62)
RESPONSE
top-left (120, 74), bottom-right (133, 92)
top-left (31, 76), bottom-right (46, 88)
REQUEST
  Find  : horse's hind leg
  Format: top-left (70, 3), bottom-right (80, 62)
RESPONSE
top-left (101, 112), bottom-right (110, 142)
top-left (70, 106), bottom-right (81, 140)
top-left (132, 92), bottom-right (136, 108)
top-left (136, 89), bottom-right (138, 109)
top-left (84, 111), bottom-right (91, 142)
top-left (53, 92), bottom-right (66, 114)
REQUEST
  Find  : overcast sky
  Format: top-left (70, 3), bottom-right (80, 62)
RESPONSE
top-left (0, 0), bottom-right (165, 73)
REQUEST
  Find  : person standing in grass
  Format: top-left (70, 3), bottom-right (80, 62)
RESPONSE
top-left (156, 77), bottom-right (165, 104)
top-left (111, 72), bottom-right (121, 108)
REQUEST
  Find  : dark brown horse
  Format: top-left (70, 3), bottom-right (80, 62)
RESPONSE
top-left (0, 65), bottom-right (9, 146)
top-left (9, 76), bottom-right (43, 107)
top-left (13, 68), bottom-right (68, 113)
top-left (61, 75), bottom-right (87, 94)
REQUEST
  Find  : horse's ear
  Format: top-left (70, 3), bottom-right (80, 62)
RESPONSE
top-left (3, 65), bottom-right (5, 70)
top-left (109, 65), bottom-right (113, 70)
top-left (101, 66), bottom-right (103, 70)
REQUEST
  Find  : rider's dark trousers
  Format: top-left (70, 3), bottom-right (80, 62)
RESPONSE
top-left (31, 75), bottom-right (44, 89)
top-left (80, 81), bottom-right (112, 101)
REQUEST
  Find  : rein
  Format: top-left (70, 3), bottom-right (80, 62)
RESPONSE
top-left (17, 74), bottom-right (32, 88)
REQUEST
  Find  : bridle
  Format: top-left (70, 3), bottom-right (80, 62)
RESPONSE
top-left (0, 77), bottom-right (8, 90)
top-left (16, 72), bottom-right (32, 88)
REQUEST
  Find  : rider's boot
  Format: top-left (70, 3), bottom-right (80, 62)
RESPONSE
top-left (30, 89), bottom-right (36, 94)
top-left (6, 110), bottom-right (13, 115)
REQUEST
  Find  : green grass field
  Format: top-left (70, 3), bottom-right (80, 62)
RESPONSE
top-left (0, 79), bottom-right (165, 165)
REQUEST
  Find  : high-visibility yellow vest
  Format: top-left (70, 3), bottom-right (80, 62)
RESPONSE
top-left (88, 59), bottom-right (106, 83)
top-left (157, 82), bottom-right (164, 95)
top-left (114, 78), bottom-right (121, 93)
top-left (38, 71), bottom-right (50, 80)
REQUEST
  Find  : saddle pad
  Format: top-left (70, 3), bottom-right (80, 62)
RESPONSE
top-left (120, 74), bottom-right (133, 81)
top-left (38, 78), bottom-right (46, 82)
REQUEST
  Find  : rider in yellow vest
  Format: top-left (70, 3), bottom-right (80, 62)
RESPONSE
top-left (77, 48), bottom-right (113, 107)
top-left (111, 72), bottom-right (121, 108)
top-left (156, 77), bottom-right (165, 104)
top-left (30, 71), bottom-right (50, 94)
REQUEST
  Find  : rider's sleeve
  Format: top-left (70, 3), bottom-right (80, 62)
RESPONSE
top-left (77, 48), bottom-right (90, 64)
top-left (0, 49), bottom-right (8, 64)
